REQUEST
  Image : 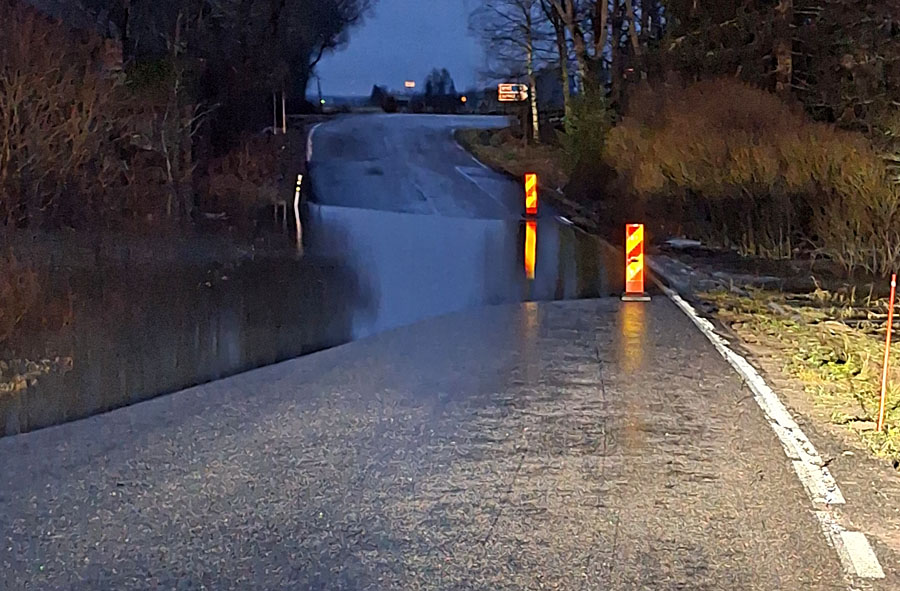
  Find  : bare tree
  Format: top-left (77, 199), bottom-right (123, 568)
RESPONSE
top-left (1, 2), bottom-right (123, 226)
top-left (540, 0), bottom-right (572, 119)
top-left (472, 0), bottom-right (550, 141)
top-left (773, 0), bottom-right (792, 98)
top-left (551, 0), bottom-right (589, 92)
top-left (592, 0), bottom-right (608, 63)
top-left (623, 0), bottom-right (640, 57)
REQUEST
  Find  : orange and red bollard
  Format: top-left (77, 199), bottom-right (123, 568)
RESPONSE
top-left (622, 223), bottom-right (650, 302)
top-left (524, 173), bottom-right (538, 217)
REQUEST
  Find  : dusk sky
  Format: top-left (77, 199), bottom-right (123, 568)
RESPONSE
top-left (316, 0), bottom-right (484, 96)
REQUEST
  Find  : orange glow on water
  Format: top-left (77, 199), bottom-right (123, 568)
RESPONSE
top-left (525, 220), bottom-right (537, 279)
top-left (619, 302), bottom-right (646, 374)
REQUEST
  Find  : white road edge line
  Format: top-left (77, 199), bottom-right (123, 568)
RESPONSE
top-left (816, 511), bottom-right (887, 579)
top-left (306, 122), bottom-right (323, 162)
top-left (647, 261), bottom-right (885, 581)
top-left (451, 131), bottom-right (490, 170)
top-left (454, 165), bottom-right (509, 212)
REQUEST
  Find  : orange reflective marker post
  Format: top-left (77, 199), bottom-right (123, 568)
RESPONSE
top-left (524, 173), bottom-right (538, 216)
top-left (877, 273), bottom-right (897, 432)
top-left (622, 223), bottom-right (650, 302)
top-left (525, 220), bottom-right (537, 279)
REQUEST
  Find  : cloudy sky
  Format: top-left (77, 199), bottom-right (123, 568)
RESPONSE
top-left (316, 0), bottom-right (484, 96)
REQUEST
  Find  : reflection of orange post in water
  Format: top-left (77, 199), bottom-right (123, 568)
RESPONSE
top-left (619, 300), bottom-right (647, 373)
top-left (623, 223), bottom-right (650, 301)
top-left (524, 173), bottom-right (538, 216)
top-left (525, 220), bottom-right (537, 279)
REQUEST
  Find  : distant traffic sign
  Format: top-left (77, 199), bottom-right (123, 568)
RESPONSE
top-left (498, 83), bottom-right (528, 102)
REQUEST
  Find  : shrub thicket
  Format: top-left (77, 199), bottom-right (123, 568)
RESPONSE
top-left (561, 90), bottom-right (613, 174)
top-left (604, 79), bottom-right (900, 274)
top-left (0, 253), bottom-right (39, 347)
top-left (0, 5), bottom-right (124, 227)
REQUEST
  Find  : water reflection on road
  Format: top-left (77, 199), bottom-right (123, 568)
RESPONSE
top-left (1, 204), bottom-right (619, 436)
top-left (305, 203), bottom-right (621, 339)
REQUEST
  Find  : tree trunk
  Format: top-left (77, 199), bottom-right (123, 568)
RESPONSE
top-left (610, 0), bottom-right (623, 103)
top-left (774, 0), bottom-right (793, 98)
top-left (554, 0), bottom-right (589, 92)
top-left (624, 0), bottom-right (645, 80)
top-left (571, 24), bottom-right (589, 92)
top-left (624, 0), bottom-right (641, 56)
top-left (639, 0), bottom-right (650, 43)
top-left (593, 0), bottom-right (609, 60)
top-left (526, 10), bottom-right (540, 142)
top-left (550, 7), bottom-right (572, 120)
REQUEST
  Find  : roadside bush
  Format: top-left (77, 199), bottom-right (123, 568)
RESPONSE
top-left (0, 253), bottom-right (39, 347)
top-left (0, 2), bottom-right (124, 227)
top-left (604, 79), bottom-right (900, 274)
top-left (207, 134), bottom-right (283, 216)
top-left (0, 1), bottom-right (209, 227)
top-left (560, 90), bottom-right (613, 174)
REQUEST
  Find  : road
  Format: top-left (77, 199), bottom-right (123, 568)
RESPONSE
top-left (305, 114), bottom-right (621, 338)
top-left (309, 115), bottom-right (522, 218)
top-left (0, 114), bottom-right (892, 589)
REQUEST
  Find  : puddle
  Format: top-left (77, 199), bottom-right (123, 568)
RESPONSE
top-left (1, 204), bottom-right (620, 436)
top-left (304, 203), bottom-right (622, 339)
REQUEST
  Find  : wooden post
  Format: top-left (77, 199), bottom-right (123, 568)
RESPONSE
top-left (273, 92), bottom-right (278, 134)
top-left (281, 88), bottom-right (287, 135)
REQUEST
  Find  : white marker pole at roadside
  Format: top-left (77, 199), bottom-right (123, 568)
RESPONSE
top-left (282, 89), bottom-right (287, 135)
top-left (294, 174), bottom-right (303, 254)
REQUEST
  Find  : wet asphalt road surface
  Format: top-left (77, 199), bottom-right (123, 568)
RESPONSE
top-left (0, 115), bottom-right (876, 589)
top-left (308, 115), bottom-right (520, 218)
top-left (1, 300), bottom-right (849, 589)
top-left (1, 116), bottom-right (617, 436)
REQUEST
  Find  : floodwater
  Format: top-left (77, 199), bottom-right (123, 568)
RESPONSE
top-left (304, 203), bottom-right (622, 339)
top-left (0, 206), bottom-right (620, 436)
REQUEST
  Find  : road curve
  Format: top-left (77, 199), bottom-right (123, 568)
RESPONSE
top-left (0, 114), bottom-right (890, 590)
top-left (309, 114), bottom-right (527, 218)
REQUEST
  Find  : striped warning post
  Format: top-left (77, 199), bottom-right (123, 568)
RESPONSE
top-left (623, 223), bottom-right (650, 301)
top-left (524, 173), bottom-right (538, 216)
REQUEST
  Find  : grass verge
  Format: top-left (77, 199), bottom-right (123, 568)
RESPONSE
top-left (700, 288), bottom-right (900, 465)
top-left (454, 128), bottom-right (568, 191)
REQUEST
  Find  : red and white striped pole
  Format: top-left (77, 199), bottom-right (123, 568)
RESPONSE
top-left (877, 273), bottom-right (897, 432)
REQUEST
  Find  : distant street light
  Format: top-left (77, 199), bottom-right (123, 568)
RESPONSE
top-left (460, 96), bottom-right (467, 103)
top-left (404, 80), bottom-right (416, 89)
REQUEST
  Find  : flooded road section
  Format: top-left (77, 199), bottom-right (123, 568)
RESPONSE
top-left (305, 203), bottom-right (621, 340)
top-left (1, 114), bottom-right (618, 436)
